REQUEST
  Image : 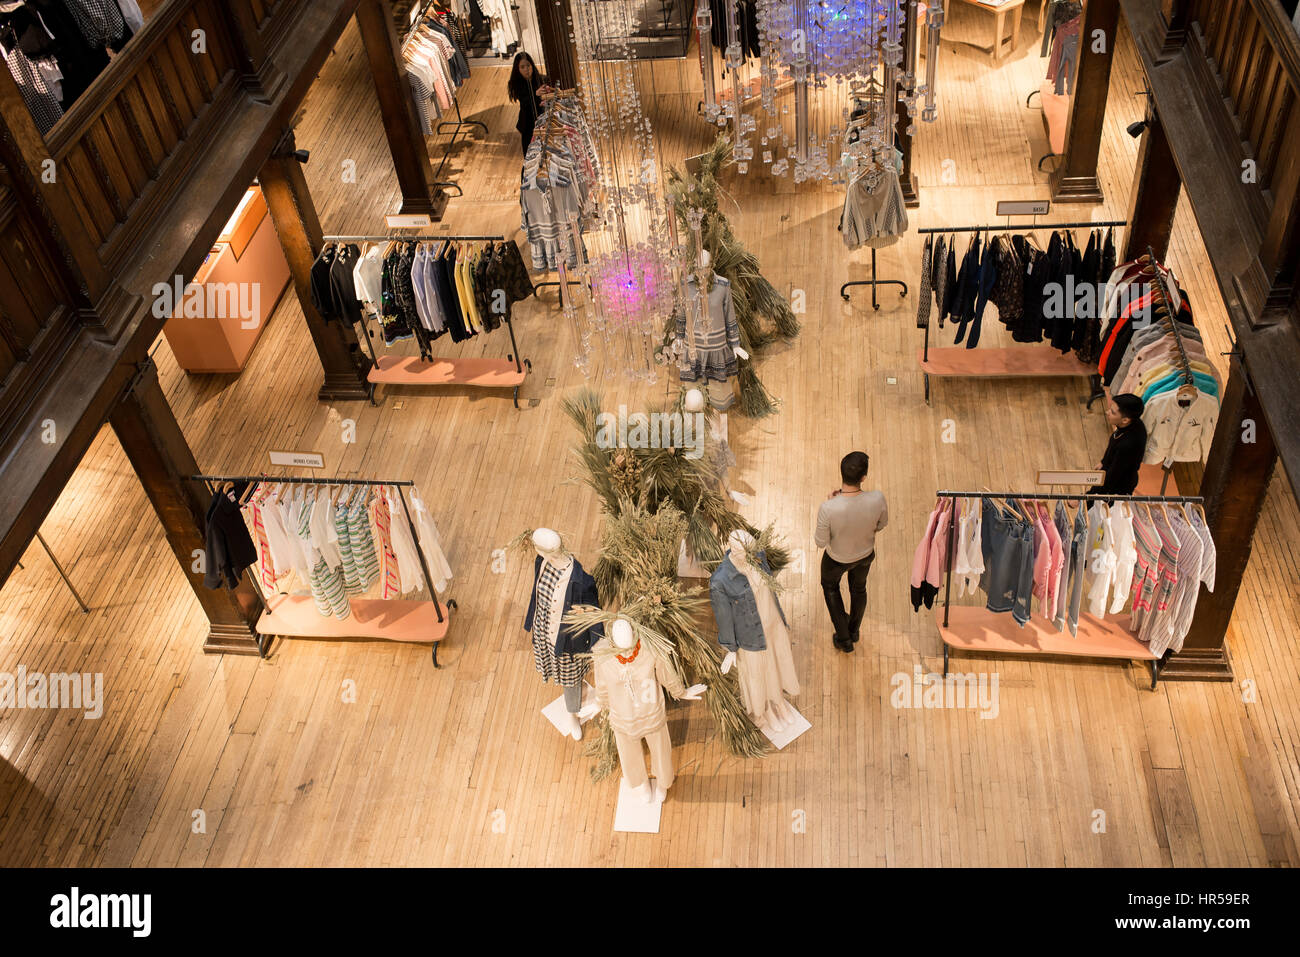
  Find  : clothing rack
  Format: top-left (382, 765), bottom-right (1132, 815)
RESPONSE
top-left (839, 248), bottom-right (909, 310)
top-left (1145, 246), bottom-right (1193, 385)
top-left (320, 233), bottom-right (532, 407)
top-left (917, 218), bottom-right (1128, 404)
top-left (193, 474), bottom-right (455, 665)
top-left (932, 488), bottom-right (1204, 689)
top-left (403, 1), bottom-right (486, 197)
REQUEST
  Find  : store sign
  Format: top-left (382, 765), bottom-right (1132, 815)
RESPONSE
top-left (996, 200), bottom-right (1051, 217)
top-left (385, 213), bottom-right (432, 229)
top-left (1037, 469), bottom-right (1104, 487)
top-left (269, 450), bottom-right (325, 469)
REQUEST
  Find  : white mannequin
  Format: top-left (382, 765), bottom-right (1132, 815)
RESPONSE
top-left (685, 387), bottom-right (748, 506)
top-left (719, 529), bottom-right (798, 733)
top-left (607, 617), bottom-right (706, 803)
top-left (531, 528), bottom-right (596, 740)
top-left (695, 251), bottom-right (748, 361)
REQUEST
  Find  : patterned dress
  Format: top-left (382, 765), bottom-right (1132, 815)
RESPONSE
top-left (531, 561), bottom-right (588, 687)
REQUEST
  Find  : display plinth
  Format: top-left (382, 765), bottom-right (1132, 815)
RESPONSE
top-left (919, 346), bottom-right (1094, 378)
top-left (541, 683), bottom-right (597, 737)
top-left (937, 604), bottom-right (1159, 686)
top-left (257, 594), bottom-right (449, 643)
top-left (613, 778), bottom-right (663, 833)
top-left (368, 355), bottom-right (527, 387)
top-left (758, 704), bottom-right (811, 750)
top-left (1136, 463), bottom-right (1179, 496)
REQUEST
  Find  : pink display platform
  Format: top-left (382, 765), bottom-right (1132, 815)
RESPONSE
top-left (258, 594), bottom-right (449, 643)
top-left (368, 355), bottom-right (527, 387)
top-left (919, 346), bottom-right (1095, 378)
top-left (936, 605), bottom-right (1160, 687)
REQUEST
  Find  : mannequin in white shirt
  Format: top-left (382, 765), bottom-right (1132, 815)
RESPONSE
top-left (532, 528), bottom-right (597, 739)
top-left (606, 617), bottom-right (705, 803)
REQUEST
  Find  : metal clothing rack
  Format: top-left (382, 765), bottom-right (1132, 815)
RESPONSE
top-left (932, 488), bottom-right (1205, 689)
top-left (840, 247), bottom-right (909, 310)
top-left (319, 233), bottom-right (532, 406)
top-left (916, 219), bottom-right (1127, 404)
top-left (404, 1), bottom-right (486, 197)
top-left (193, 474), bottom-right (455, 665)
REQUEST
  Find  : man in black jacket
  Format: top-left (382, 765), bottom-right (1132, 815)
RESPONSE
top-left (1089, 393), bottom-right (1148, 496)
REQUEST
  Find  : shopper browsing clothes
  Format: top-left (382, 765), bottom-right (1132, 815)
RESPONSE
top-left (1088, 393), bottom-right (1148, 496)
top-left (815, 451), bottom-right (889, 654)
top-left (507, 51), bottom-right (552, 156)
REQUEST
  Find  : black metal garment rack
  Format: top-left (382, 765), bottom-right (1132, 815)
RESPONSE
top-left (914, 219), bottom-right (1128, 404)
top-left (405, 1), bottom-right (486, 197)
top-left (193, 474), bottom-right (455, 665)
top-left (840, 247), bottom-right (909, 310)
top-left (932, 488), bottom-right (1204, 690)
top-left (320, 233), bottom-right (533, 407)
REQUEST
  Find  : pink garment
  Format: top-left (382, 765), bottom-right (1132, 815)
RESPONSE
top-left (1038, 503), bottom-right (1065, 620)
top-left (911, 502), bottom-right (949, 588)
top-left (1030, 512), bottom-right (1052, 616)
top-left (927, 502), bottom-right (953, 587)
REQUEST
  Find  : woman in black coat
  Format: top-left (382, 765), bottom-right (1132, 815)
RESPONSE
top-left (507, 52), bottom-right (552, 156)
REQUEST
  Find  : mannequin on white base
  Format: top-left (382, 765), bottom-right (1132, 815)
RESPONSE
top-left (524, 528), bottom-right (601, 741)
top-left (712, 529), bottom-right (800, 733)
top-left (593, 617), bottom-right (705, 804)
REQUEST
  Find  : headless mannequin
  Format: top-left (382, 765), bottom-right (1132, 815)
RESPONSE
top-left (602, 617), bottom-right (706, 804)
top-left (531, 528), bottom-right (597, 740)
top-left (719, 529), bottom-right (799, 732)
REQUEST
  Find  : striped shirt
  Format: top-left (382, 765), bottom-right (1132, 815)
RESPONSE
top-left (1128, 508), bottom-right (1162, 630)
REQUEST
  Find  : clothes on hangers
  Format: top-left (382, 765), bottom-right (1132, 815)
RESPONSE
top-left (916, 234), bottom-right (933, 329)
top-left (910, 499), bottom-right (952, 613)
top-left (202, 484), bottom-right (257, 590)
top-left (841, 163), bottom-right (908, 250)
top-left (520, 98), bottom-right (599, 271)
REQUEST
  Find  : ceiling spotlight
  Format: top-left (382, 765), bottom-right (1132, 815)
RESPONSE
top-left (1126, 120), bottom-right (1148, 138)
top-left (292, 148), bottom-right (310, 164)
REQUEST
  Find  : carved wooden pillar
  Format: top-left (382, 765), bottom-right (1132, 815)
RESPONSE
top-left (1234, 105), bottom-right (1300, 329)
top-left (355, 0), bottom-right (438, 217)
top-left (259, 132), bottom-right (373, 402)
top-left (1050, 0), bottom-right (1119, 204)
top-left (109, 359), bottom-right (263, 655)
top-left (1154, 0), bottom-right (1192, 62)
top-left (214, 0), bottom-right (286, 104)
top-left (1165, 360), bottom-right (1276, 681)
top-left (1122, 100), bottom-right (1181, 262)
top-left (536, 0), bottom-right (579, 89)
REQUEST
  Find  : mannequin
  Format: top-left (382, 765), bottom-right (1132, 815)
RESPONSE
top-left (679, 250), bottom-right (747, 410)
top-left (711, 529), bottom-right (799, 732)
top-left (684, 385), bottom-right (745, 504)
top-left (524, 528), bottom-right (601, 740)
top-left (593, 616), bottom-right (705, 804)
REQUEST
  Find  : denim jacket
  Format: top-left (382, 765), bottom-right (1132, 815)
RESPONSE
top-left (709, 550), bottom-right (787, 652)
top-left (523, 556), bottom-right (604, 656)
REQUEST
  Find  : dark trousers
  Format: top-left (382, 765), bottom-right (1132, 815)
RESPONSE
top-left (821, 551), bottom-right (875, 644)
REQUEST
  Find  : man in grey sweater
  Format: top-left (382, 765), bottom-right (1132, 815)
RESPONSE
top-left (815, 451), bottom-right (888, 654)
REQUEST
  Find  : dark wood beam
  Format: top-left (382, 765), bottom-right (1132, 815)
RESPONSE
top-left (1121, 100), bottom-right (1181, 262)
top-left (896, 7), bottom-right (920, 209)
top-left (109, 359), bottom-right (263, 655)
top-left (259, 132), bottom-right (373, 402)
top-left (354, 0), bottom-right (438, 217)
top-left (1051, 0), bottom-right (1120, 204)
top-left (1163, 361), bottom-right (1275, 681)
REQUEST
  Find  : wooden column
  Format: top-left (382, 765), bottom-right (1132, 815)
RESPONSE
top-left (259, 132), bottom-right (373, 402)
top-left (895, 6), bottom-right (920, 209)
top-left (214, 0), bottom-right (287, 104)
top-left (1121, 100), bottom-right (1181, 262)
top-left (109, 359), bottom-right (263, 655)
top-left (1050, 0), bottom-right (1119, 204)
top-left (355, 0), bottom-right (439, 217)
top-left (1164, 361), bottom-right (1277, 681)
top-left (536, 0), bottom-right (579, 89)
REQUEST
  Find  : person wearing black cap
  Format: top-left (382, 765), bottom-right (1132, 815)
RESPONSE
top-left (1089, 393), bottom-right (1148, 496)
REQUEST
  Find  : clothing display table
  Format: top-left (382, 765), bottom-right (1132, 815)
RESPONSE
top-left (947, 0), bottom-right (1026, 62)
top-left (258, 594), bottom-right (450, 656)
top-left (919, 344), bottom-right (1094, 378)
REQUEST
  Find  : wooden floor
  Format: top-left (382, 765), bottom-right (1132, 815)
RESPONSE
top-left (2, 2), bottom-right (1298, 867)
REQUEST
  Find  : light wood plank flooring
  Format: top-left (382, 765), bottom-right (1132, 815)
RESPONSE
top-left (1, 2), bottom-right (1297, 866)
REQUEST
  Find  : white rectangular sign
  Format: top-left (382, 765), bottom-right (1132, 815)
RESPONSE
top-left (384, 213), bottom-right (432, 229)
top-left (269, 450), bottom-right (325, 469)
top-left (996, 200), bottom-right (1051, 217)
top-left (1037, 469), bottom-right (1104, 487)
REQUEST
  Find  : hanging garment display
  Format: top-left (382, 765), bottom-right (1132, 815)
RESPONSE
top-left (841, 163), bottom-right (908, 250)
top-left (911, 495), bottom-right (1215, 655)
top-left (403, 12), bottom-right (470, 132)
top-left (202, 484), bottom-right (258, 590)
top-left (520, 97), bottom-right (600, 271)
